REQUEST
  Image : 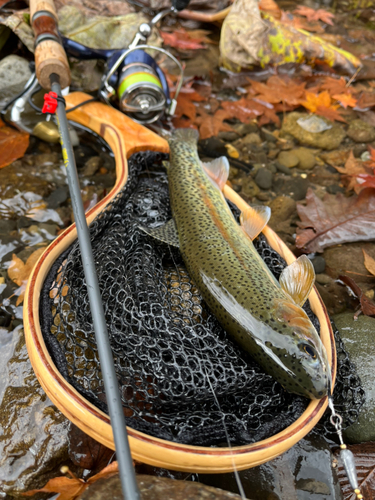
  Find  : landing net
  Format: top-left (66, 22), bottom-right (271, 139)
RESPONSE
top-left (40, 151), bottom-right (364, 446)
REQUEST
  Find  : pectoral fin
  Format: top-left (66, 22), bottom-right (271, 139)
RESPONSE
top-left (240, 206), bottom-right (271, 240)
top-left (139, 219), bottom-right (180, 248)
top-left (201, 156), bottom-right (230, 190)
top-left (279, 255), bottom-right (315, 306)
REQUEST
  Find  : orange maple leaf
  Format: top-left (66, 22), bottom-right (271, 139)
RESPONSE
top-left (196, 109), bottom-right (233, 139)
top-left (293, 5), bottom-right (334, 25)
top-left (23, 462), bottom-right (119, 500)
top-left (332, 93), bottom-right (357, 109)
top-left (302, 91), bottom-right (346, 122)
top-left (0, 120), bottom-right (29, 169)
top-left (160, 28), bottom-right (209, 50)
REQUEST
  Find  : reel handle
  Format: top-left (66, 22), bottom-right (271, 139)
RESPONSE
top-left (30, 0), bottom-right (71, 90)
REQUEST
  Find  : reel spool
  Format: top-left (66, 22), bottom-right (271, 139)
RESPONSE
top-left (102, 41), bottom-right (183, 124)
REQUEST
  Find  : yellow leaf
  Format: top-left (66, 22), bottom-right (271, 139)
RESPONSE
top-left (302, 91), bottom-right (332, 113)
top-left (363, 249), bottom-right (375, 277)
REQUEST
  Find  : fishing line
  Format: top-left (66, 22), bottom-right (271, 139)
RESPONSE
top-left (166, 247), bottom-right (247, 499)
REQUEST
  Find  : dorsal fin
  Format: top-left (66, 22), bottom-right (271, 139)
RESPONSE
top-left (201, 156), bottom-right (230, 191)
top-left (279, 255), bottom-right (315, 306)
top-left (240, 205), bottom-right (271, 240)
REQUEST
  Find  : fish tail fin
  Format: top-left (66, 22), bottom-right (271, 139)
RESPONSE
top-left (170, 128), bottom-right (199, 144)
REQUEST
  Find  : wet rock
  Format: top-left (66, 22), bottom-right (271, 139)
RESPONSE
top-left (198, 432), bottom-right (342, 499)
top-left (347, 119), bottom-right (375, 143)
top-left (273, 174), bottom-right (309, 200)
top-left (293, 148), bottom-right (316, 170)
top-left (316, 273), bottom-right (332, 285)
top-left (233, 122), bottom-right (258, 136)
top-left (311, 256), bottom-right (326, 274)
top-left (274, 161), bottom-right (292, 175)
top-left (79, 474), bottom-right (246, 499)
top-left (281, 112), bottom-right (346, 150)
top-left (278, 151), bottom-right (299, 168)
top-left (82, 156), bottom-right (102, 176)
top-left (333, 313), bottom-right (375, 443)
top-left (352, 143), bottom-right (369, 158)
top-left (0, 55), bottom-right (32, 107)
top-left (269, 196), bottom-right (296, 224)
top-left (242, 133), bottom-right (262, 145)
top-left (46, 186), bottom-right (69, 209)
top-left (254, 168), bottom-right (273, 189)
top-left (326, 184), bottom-right (345, 195)
top-left (217, 131), bottom-right (240, 142)
top-left (0, 327), bottom-right (71, 496)
top-left (260, 127), bottom-right (278, 143)
top-left (233, 176), bottom-right (260, 200)
top-left (324, 243), bottom-right (375, 282)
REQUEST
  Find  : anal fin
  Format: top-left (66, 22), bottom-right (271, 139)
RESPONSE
top-left (139, 219), bottom-right (180, 248)
top-left (240, 205), bottom-right (271, 240)
top-left (279, 255), bottom-right (315, 306)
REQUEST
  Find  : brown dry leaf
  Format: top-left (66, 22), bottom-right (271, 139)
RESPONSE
top-left (334, 151), bottom-right (373, 193)
top-left (23, 462), bottom-right (119, 499)
top-left (8, 248), bottom-right (46, 305)
top-left (160, 28), bottom-right (209, 50)
top-left (363, 249), bottom-right (375, 277)
top-left (0, 119), bottom-right (29, 169)
top-left (340, 275), bottom-right (375, 317)
top-left (335, 442), bottom-right (375, 499)
top-left (296, 188), bottom-right (375, 253)
top-left (247, 76), bottom-right (306, 107)
top-left (196, 108), bottom-right (233, 139)
top-left (293, 5), bottom-right (334, 25)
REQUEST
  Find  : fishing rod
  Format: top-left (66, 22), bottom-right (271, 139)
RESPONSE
top-left (29, 0), bottom-right (141, 498)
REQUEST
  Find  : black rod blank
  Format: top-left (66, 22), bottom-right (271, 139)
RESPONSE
top-left (50, 73), bottom-right (140, 500)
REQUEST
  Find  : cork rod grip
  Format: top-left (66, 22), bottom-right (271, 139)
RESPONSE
top-left (30, 0), bottom-right (71, 90)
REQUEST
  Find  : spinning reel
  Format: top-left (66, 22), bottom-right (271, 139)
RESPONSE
top-left (63, 3), bottom-right (187, 123)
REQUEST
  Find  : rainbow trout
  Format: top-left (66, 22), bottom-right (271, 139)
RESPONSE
top-left (144, 129), bottom-right (330, 399)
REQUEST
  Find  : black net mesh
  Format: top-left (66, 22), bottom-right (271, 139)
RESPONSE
top-left (40, 151), bottom-right (365, 446)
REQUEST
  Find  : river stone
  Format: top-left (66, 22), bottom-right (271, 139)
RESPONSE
top-left (198, 432), bottom-right (342, 499)
top-left (79, 474), bottom-right (248, 499)
top-left (281, 112), bottom-right (346, 150)
top-left (0, 326), bottom-right (71, 496)
top-left (293, 148), bottom-right (316, 170)
top-left (0, 55), bottom-right (31, 107)
top-left (277, 151), bottom-right (299, 168)
top-left (254, 167), bottom-right (273, 189)
top-left (333, 313), bottom-right (375, 443)
top-left (346, 119), bottom-right (375, 143)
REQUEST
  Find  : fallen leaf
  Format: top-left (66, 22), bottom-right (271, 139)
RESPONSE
top-left (174, 94), bottom-right (197, 121)
top-left (296, 188), bottom-right (375, 253)
top-left (196, 108), bottom-right (233, 139)
top-left (333, 93), bottom-right (357, 109)
top-left (339, 275), bottom-right (375, 317)
top-left (363, 249), bottom-right (375, 277)
top-left (160, 28), bottom-right (208, 50)
top-left (334, 151), bottom-right (374, 193)
top-left (258, 0), bottom-right (281, 19)
top-left (68, 424), bottom-right (114, 472)
top-left (335, 442), bottom-right (375, 499)
top-left (0, 120), bottom-right (29, 169)
top-left (247, 76), bottom-right (306, 107)
top-left (315, 105), bottom-right (347, 123)
top-left (7, 248), bottom-right (46, 305)
top-left (320, 76), bottom-right (350, 96)
top-left (302, 90), bottom-right (334, 112)
top-left (23, 462), bottom-right (119, 500)
top-left (293, 5), bottom-right (335, 25)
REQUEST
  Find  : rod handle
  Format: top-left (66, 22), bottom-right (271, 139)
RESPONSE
top-left (30, 0), bottom-right (71, 90)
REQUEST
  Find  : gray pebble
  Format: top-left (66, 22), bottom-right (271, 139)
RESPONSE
top-left (311, 256), bottom-right (326, 274)
top-left (254, 168), bottom-right (273, 190)
top-left (274, 161), bottom-right (292, 175)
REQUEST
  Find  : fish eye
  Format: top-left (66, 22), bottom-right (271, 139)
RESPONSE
top-left (299, 343), bottom-right (317, 359)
